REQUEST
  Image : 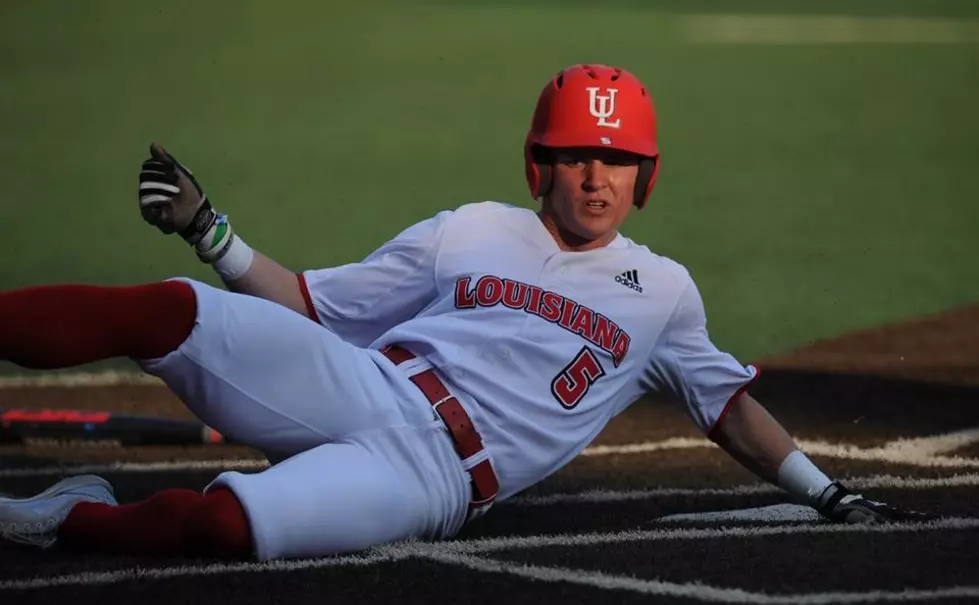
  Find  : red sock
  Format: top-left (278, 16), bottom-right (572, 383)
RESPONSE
top-left (0, 281), bottom-right (196, 369)
top-left (58, 487), bottom-right (252, 559)
top-left (58, 488), bottom-right (203, 555)
top-left (182, 488), bottom-right (253, 559)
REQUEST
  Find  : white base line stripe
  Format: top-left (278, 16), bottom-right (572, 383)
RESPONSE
top-left (510, 473), bottom-right (979, 506)
top-left (425, 552), bottom-right (979, 604)
top-left (3, 519), bottom-right (976, 593)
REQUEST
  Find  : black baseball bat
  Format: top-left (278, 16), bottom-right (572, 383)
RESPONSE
top-left (0, 408), bottom-right (227, 446)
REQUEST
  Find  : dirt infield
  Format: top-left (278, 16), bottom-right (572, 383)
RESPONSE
top-left (758, 304), bottom-right (979, 387)
top-left (1, 305), bottom-right (978, 604)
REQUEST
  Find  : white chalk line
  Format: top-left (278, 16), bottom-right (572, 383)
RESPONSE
top-left (3, 427), bottom-right (979, 479)
top-left (4, 519), bottom-right (977, 596)
top-left (442, 517), bottom-right (979, 555)
top-left (424, 521), bottom-right (979, 603)
top-left (581, 429), bottom-right (979, 469)
top-left (0, 544), bottom-right (413, 591)
top-left (423, 551), bottom-right (979, 604)
top-left (681, 15), bottom-right (979, 44)
top-left (582, 436), bottom-right (708, 455)
top-left (874, 427), bottom-right (979, 456)
top-left (510, 473), bottom-right (979, 506)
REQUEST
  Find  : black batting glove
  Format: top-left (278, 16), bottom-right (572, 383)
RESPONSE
top-left (816, 481), bottom-right (937, 523)
top-left (138, 142), bottom-right (216, 244)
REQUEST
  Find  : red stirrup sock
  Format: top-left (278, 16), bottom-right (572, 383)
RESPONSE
top-left (0, 281), bottom-right (196, 369)
top-left (181, 488), bottom-right (253, 559)
top-left (58, 487), bottom-right (253, 559)
top-left (58, 488), bottom-right (204, 555)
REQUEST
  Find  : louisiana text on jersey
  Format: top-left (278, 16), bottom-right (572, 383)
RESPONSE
top-left (454, 275), bottom-right (632, 367)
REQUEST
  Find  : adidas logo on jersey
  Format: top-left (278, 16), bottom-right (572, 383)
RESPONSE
top-left (615, 269), bottom-right (643, 293)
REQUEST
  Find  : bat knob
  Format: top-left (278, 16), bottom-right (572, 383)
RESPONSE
top-left (203, 427), bottom-right (225, 445)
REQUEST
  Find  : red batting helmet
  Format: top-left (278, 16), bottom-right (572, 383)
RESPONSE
top-left (524, 64), bottom-right (660, 209)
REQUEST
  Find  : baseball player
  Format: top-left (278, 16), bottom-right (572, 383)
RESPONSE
top-left (0, 64), bottom-right (931, 560)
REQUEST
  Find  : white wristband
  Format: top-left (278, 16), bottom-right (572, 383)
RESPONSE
top-left (211, 234), bottom-right (254, 281)
top-left (777, 449), bottom-right (832, 506)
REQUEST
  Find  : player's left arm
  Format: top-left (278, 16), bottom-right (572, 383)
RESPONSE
top-left (709, 392), bottom-right (937, 523)
top-left (706, 391), bottom-right (795, 486)
top-left (646, 272), bottom-right (936, 523)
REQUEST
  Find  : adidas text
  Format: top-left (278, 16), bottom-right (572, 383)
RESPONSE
top-left (615, 274), bottom-right (643, 293)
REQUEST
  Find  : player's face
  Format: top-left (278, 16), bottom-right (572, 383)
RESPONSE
top-left (543, 147), bottom-right (640, 250)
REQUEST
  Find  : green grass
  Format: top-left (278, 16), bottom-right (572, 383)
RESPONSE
top-left (1, 0), bottom-right (977, 373)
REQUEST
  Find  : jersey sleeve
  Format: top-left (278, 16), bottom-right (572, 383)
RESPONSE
top-left (298, 211), bottom-right (449, 347)
top-left (641, 276), bottom-right (760, 434)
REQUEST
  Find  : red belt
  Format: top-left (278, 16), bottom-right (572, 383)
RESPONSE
top-left (380, 344), bottom-right (499, 519)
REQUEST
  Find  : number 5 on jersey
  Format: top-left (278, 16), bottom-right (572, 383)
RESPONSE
top-left (551, 346), bottom-right (606, 409)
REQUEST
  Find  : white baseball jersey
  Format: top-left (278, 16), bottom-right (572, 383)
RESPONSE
top-left (301, 201), bottom-right (758, 500)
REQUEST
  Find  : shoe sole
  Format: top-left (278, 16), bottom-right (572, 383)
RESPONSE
top-left (0, 475), bottom-right (115, 504)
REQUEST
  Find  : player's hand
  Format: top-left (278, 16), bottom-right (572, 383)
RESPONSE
top-left (815, 482), bottom-right (936, 523)
top-left (138, 143), bottom-right (215, 243)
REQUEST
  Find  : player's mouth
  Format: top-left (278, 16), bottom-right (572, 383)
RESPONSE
top-left (583, 199), bottom-right (609, 213)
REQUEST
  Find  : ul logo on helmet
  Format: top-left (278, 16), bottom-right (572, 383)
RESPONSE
top-left (586, 87), bottom-right (620, 129)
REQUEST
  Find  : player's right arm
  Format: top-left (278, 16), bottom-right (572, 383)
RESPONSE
top-left (137, 143), bottom-right (445, 335)
top-left (221, 251), bottom-right (310, 316)
top-left (137, 142), bottom-right (316, 318)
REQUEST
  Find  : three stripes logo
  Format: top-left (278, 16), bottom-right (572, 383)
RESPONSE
top-left (615, 269), bottom-right (643, 293)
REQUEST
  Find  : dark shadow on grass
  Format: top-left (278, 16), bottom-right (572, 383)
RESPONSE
top-left (746, 369), bottom-right (979, 439)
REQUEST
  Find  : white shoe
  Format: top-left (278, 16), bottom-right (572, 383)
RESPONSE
top-left (0, 475), bottom-right (117, 548)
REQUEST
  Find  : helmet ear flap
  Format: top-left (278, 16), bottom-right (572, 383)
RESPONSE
top-left (536, 164), bottom-right (553, 199)
top-left (528, 144), bottom-right (555, 200)
top-left (632, 157), bottom-right (657, 208)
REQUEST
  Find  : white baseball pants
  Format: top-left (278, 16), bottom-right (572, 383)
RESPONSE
top-left (139, 279), bottom-right (471, 560)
